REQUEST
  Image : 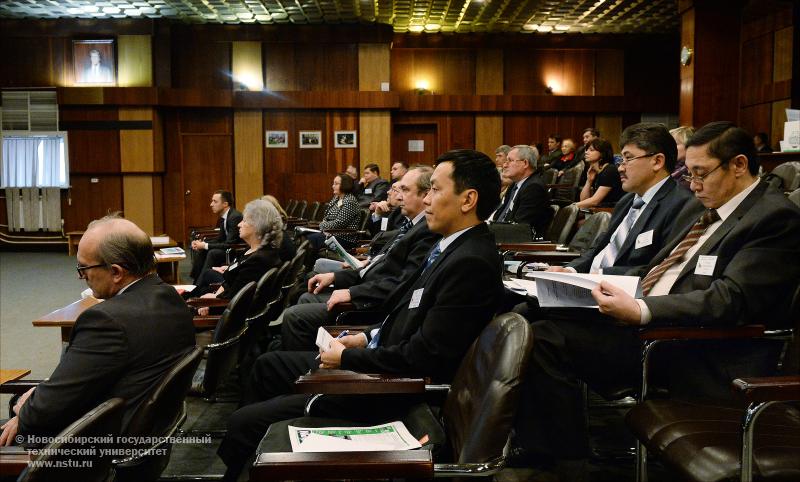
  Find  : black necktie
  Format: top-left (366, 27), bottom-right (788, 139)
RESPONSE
top-left (496, 184), bottom-right (518, 222)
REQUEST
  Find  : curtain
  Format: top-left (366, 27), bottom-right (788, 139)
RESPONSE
top-left (1, 136), bottom-right (67, 188)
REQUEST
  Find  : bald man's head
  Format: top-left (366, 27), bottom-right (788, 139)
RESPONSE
top-left (84, 215), bottom-right (155, 277)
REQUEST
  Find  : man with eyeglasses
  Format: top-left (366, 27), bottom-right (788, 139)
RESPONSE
top-left (490, 144), bottom-right (552, 237)
top-left (0, 215), bottom-right (195, 447)
top-left (548, 122), bottom-right (702, 275)
top-left (511, 122), bottom-right (800, 481)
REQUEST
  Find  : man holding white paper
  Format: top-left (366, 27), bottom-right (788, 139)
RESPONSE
top-left (512, 122), bottom-right (800, 480)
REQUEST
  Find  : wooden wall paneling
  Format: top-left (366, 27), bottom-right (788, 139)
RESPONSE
top-left (181, 134), bottom-right (234, 230)
top-left (0, 36), bottom-right (54, 86)
top-left (595, 50), bottom-right (625, 96)
top-left (475, 116), bottom-right (504, 159)
top-left (171, 35), bottom-right (231, 89)
top-left (506, 49), bottom-right (549, 95)
top-left (293, 110), bottom-right (327, 174)
top-left (152, 175), bottom-right (164, 235)
top-left (122, 175), bottom-right (155, 234)
top-left (739, 103), bottom-right (771, 140)
top-left (152, 109), bottom-right (165, 171)
top-left (232, 41), bottom-right (264, 91)
top-left (773, 26), bottom-right (793, 82)
top-left (504, 114), bottom-right (595, 150)
top-left (358, 43), bottom-right (391, 91)
top-left (263, 110), bottom-right (294, 203)
top-left (740, 33), bottom-right (773, 106)
top-left (565, 50), bottom-right (596, 96)
top-left (233, 110), bottom-right (265, 206)
top-left (294, 44), bottom-right (359, 91)
top-left (391, 49), bottom-right (475, 95)
top-left (680, 6), bottom-right (695, 126)
top-left (594, 115), bottom-right (623, 153)
top-left (178, 108), bottom-right (232, 134)
top-left (441, 114), bottom-right (475, 152)
top-left (392, 122), bottom-right (438, 166)
top-left (68, 129), bottom-right (121, 173)
top-left (771, 98), bottom-right (791, 149)
top-left (329, 111), bottom-right (360, 172)
top-left (119, 107), bottom-right (155, 172)
top-left (153, 21), bottom-right (171, 87)
top-left (117, 35), bottom-right (153, 87)
top-left (264, 44), bottom-right (297, 91)
top-left (62, 175), bottom-right (123, 232)
top-left (360, 111), bottom-right (392, 175)
top-left (162, 109), bottom-right (185, 242)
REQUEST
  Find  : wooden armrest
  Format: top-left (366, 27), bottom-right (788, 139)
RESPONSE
top-left (193, 316), bottom-right (219, 329)
top-left (307, 222), bottom-right (320, 229)
top-left (324, 229), bottom-right (369, 237)
top-left (637, 324), bottom-right (766, 341)
top-left (324, 325), bottom-right (366, 337)
top-left (511, 251), bottom-right (580, 264)
top-left (209, 282), bottom-right (222, 290)
top-left (499, 242), bottom-right (559, 251)
top-left (294, 369), bottom-right (427, 394)
top-left (588, 206), bottom-right (614, 213)
top-left (187, 297), bottom-right (230, 308)
top-left (0, 446), bottom-right (32, 477)
top-left (354, 246), bottom-right (370, 255)
top-left (0, 380), bottom-right (41, 395)
top-left (326, 302), bottom-right (356, 324)
top-left (732, 375), bottom-right (800, 403)
top-left (251, 450), bottom-right (433, 481)
top-left (546, 183), bottom-right (573, 189)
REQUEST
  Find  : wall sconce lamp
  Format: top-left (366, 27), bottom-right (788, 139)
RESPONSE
top-left (414, 80), bottom-right (430, 95)
top-left (544, 85), bottom-right (554, 95)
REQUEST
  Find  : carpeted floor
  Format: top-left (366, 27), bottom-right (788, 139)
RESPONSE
top-left (0, 250), bottom-right (670, 481)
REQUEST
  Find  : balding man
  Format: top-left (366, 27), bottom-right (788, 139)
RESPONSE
top-left (492, 144), bottom-right (552, 237)
top-left (1, 215), bottom-right (195, 446)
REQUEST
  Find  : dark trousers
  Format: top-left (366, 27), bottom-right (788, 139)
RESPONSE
top-left (280, 293), bottom-right (332, 351)
top-left (217, 351), bottom-right (420, 481)
top-left (513, 307), bottom-right (641, 460)
top-left (190, 248), bottom-right (226, 281)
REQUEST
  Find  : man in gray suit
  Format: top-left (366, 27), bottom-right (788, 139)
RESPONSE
top-left (1, 215), bottom-right (195, 445)
top-left (513, 122), bottom-right (800, 480)
top-left (551, 122), bottom-right (701, 275)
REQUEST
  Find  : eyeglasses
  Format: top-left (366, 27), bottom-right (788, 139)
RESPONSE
top-left (619, 152), bottom-right (656, 167)
top-left (681, 162), bottom-right (724, 185)
top-left (76, 263), bottom-right (107, 279)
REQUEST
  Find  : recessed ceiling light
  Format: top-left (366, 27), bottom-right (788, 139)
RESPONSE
top-left (555, 24), bottom-right (570, 31)
top-left (522, 23), bottom-right (538, 31)
top-left (424, 23), bottom-right (441, 30)
top-left (103, 7), bottom-right (121, 14)
top-left (67, 7), bottom-right (83, 14)
top-left (537, 25), bottom-right (553, 32)
top-left (82, 5), bottom-right (99, 13)
top-left (408, 25), bottom-right (424, 32)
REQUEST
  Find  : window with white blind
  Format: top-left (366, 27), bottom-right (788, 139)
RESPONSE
top-left (1, 133), bottom-right (70, 188)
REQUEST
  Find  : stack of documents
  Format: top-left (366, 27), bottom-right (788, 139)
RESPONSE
top-left (780, 109), bottom-right (800, 152)
top-left (286, 422), bottom-right (422, 453)
top-left (503, 272), bottom-right (640, 308)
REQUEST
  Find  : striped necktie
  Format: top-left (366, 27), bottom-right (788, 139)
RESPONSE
top-left (385, 217), bottom-right (413, 253)
top-left (598, 196), bottom-right (645, 269)
top-left (496, 183), bottom-right (518, 222)
top-left (640, 209), bottom-right (720, 295)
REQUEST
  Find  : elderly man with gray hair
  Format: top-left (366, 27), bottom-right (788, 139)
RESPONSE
top-left (1, 214), bottom-right (195, 446)
top-left (491, 144), bottom-right (553, 237)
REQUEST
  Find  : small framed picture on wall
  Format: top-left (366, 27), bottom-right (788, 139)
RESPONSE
top-left (299, 131), bottom-right (322, 148)
top-left (73, 39), bottom-right (116, 85)
top-left (334, 131), bottom-right (357, 148)
top-left (266, 130), bottom-right (288, 148)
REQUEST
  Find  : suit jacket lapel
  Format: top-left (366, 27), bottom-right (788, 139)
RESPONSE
top-left (617, 181), bottom-right (673, 257)
top-left (673, 181), bottom-right (767, 283)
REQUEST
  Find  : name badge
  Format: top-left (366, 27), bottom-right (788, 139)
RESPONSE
top-left (694, 255), bottom-right (717, 276)
top-left (228, 261), bottom-right (239, 271)
top-left (380, 217), bottom-right (389, 231)
top-left (408, 288), bottom-right (424, 309)
top-left (635, 230), bottom-right (654, 249)
top-left (364, 188), bottom-right (373, 194)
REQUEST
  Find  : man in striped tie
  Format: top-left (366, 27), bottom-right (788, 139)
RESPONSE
top-left (512, 121), bottom-right (800, 481)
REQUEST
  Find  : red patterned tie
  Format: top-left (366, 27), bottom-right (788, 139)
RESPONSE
top-left (640, 209), bottom-right (720, 295)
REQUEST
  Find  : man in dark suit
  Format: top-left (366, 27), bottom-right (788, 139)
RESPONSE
top-left (552, 122), bottom-right (702, 275)
top-left (492, 144), bottom-right (552, 237)
top-left (217, 149), bottom-right (504, 481)
top-left (280, 165), bottom-right (441, 351)
top-left (513, 122), bottom-right (800, 481)
top-left (1, 215), bottom-right (195, 446)
top-left (190, 190), bottom-right (243, 281)
top-left (356, 163), bottom-right (390, 208)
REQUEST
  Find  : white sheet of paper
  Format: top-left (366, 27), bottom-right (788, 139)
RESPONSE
top-left (503, 278), bottom-right (538, 297)
top-left (364, 188), bottom-right (373, 194)
top-left (635, 230), bottom-right (654, 249)
top-left (408, 288), bottom-right (424, 309)
top-left (173, 285), bottom-right (196, 292)
top-left (295, 433), bottom-right (395, 452)
top-left (381, 217), bottom-right (389, 231)
top-left (150, 236), bottom-right (170, 244)
top-left (694, 255), bottom-right (717, 276)
top-left (315, 327), bottom-right (334, 352)
top-left (527, 272), bottom-right (640, 308)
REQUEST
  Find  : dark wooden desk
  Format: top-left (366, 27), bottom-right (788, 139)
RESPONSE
top-left (33, 298), bottom-right (217, 343)
top-left (0, 447), bottom-right (31, 477)
top-left (758, 151), bottom-right (800, 173)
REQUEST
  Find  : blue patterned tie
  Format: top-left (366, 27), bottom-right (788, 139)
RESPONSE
top-left (385, 217), bottom-right (414, 253)
top-left (598, 196), bottom-right (645, 269)
top-left (423, 244), bottom-right (442, 271)
top-left (495, 184), bottom-right (518, 222)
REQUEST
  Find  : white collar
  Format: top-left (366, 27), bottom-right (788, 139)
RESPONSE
top-left (437, 225), bottom-right (474, 253)
top-left (116, 277), bottom-right (142, 295)
top-left (410, 210), bottom-right (426, 225)
top-left (638, 175), bottom-right (670, 206)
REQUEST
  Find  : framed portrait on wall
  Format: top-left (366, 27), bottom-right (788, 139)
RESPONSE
top-left (266, 130), bottom-right (288, 148)
top-left (299, 131), bottom-right (322, 148)
top-left (334, 131), bottom-right (357, 148)
top-left (73, 39), bottom-right (116, 85)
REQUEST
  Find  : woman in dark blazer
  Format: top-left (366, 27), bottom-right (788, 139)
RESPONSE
top-left (306, 173), bottom-right (362, 251)
top-left (193, 199), bottom-right (284, 315)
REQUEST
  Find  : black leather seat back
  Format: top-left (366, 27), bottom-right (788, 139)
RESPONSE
top-left (568, 211), bottom-right (611, 253)
top-left (249, 267), bottom-right (280, 320)
top-left (212, 281), bottom-right (256, 343)
top-left (20, 398), bottom-right (125, 482)
top-left (442, 313), bottom-right (534, 464)
top-left (546, 203), bottom-right (578, 244)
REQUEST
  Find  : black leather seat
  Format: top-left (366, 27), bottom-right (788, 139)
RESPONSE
top-left (114, 345), bottom-right (204, 482)
top-left (17, 397), bottom-right (125, 482)
top-left (249, 312), bottom-right (534, 481)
